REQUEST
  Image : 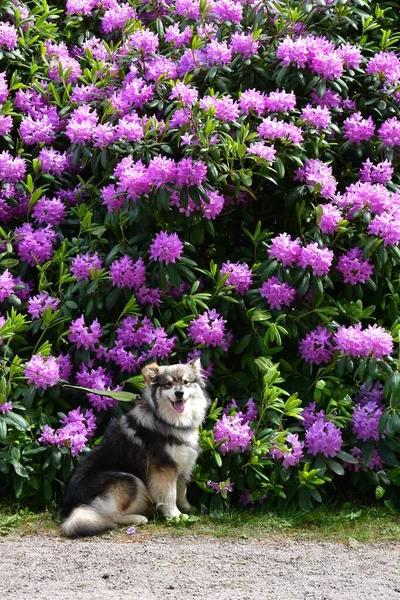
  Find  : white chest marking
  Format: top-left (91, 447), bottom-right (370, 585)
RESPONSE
top-left (166, 442), bottom-right (199, 477)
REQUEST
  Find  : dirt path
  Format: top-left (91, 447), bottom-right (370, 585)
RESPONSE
top-left (1, 536), bottom-right (400, 600)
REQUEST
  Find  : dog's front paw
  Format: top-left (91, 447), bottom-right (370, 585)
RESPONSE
top-left (178, 503), bottom-right (197, 515)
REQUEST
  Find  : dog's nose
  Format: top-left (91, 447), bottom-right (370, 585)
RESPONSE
top-left (174, 390), bottom-right (184, 399)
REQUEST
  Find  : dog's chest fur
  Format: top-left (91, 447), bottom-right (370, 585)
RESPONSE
top-left (166, 431), bottom-right (200, 478)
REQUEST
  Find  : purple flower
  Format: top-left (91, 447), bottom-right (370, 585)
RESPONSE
top-left (220, 261), bottom-right (253, 295)
top-left (0, 269), bottom-right (15, 302)
top-left (354, 382), bottom-right (384, 406)
top-left (149, 231), bottom-right (183, 264)
top-left (348, 447), bottom-right (384, 473)
top-left (366, 51), bottom-right (400, 84)
top-left (258, 117), bottom-right (303, 145)
top-left (38, 148), bottom-right (70, 177)
top-left (231, 33), bottom-right (260, 58)
top-left (68, 316), bottom-right (102, 351)
top-left (101, 3), bottom-right (135, 33)
top-left (319, 203), bottom-right (343, 234)
top-left (71, 252), bottom-right (103, 282)
top-left (206, 480), bottom-right (234, 495)
top-left (368, 211), bottom-right (400, 246)
top-left (298, 243), bottom-right (334, 276)
top-left (352, 401), bottom-right (384, 442)
top-left (57, 354), bottom-right (73, 380)
top-left (202, 190), bottom-right (225, 219)
top-left (301, 104), bottom-right (332, 130)
top-left (175, 158), bottom-right (207, 187)
top-left (334, 324), bottom-right (393, 359)
top-left (0, 115), bottom-right (12, 136)
top-left (259, 276), bottom-right (296, 310)
top-left (359, 159), bottom-right (393, 185)
top-left (270, 433), bottom-right (304, 469)
top-left (268, 233), bottom-right (302, 267)
top-left (24, 354), bottom-right (60, 390)
top-left (114, 156), bottom-right (151, 200)
top-left (247, 142), bottom-right (276, 162)
top-left (294, 159), bottom-right (337, 199)
top-left (110, 256), bottom-right (145, 289)
top-left (299, 327), bottom-right (334, 365)
top-left (301, 402), bottom-right (327, 430)
top-left (0, 22), bottom-right (18, 50)
top-left (214, 413), bottom-right (252, 454)
top-left (147, 156), bottom-right (177, 188)
top-left (336, 248), bottom-right (374, 285)
top-left (343, 112), bottom-right (375, 145)
top-left (305, 419), bottom-right (343, 457)
top-left (264, 89), bottom-right (296, 113)
top-left (32, 196), bottom-right (66, 226)
top-left (65, 106), bottom-right (98, 144)
top-left (39, 407), bottom-right (97, 457)
top-left (0, 151), bottom-right (26, 183)
top-left (14, 224), bottom-right (56, 266)
top-left (0, 72), bottom-right (9, 103)
top-left (188, 310), bottom-right (227, 348)
top-left (27, 292), bottom-right (60, 319)
top-left (362, 324), bottom-right (393, 359)
top-left (76, 365), bottom-right (119, 412)
top-left (0, 401), bottom-right (12, 414)
top-left (127, 28), bottom-right (159, 54)
top-left (239, 489), bottom-right (255, 506)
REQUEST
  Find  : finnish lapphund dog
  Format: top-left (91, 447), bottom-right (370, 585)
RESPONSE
top-left (61, 359), bottom-right (209, 537)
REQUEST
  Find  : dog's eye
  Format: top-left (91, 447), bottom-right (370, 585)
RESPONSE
top-left (183, 380), bottom-right (189, 386)
top-left (165, 381), bottom-right (173, 387)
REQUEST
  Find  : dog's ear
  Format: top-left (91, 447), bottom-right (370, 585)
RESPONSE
top-left (188, 357), bottom-right (201, 375)
top-left (142, 362), bottom-right (159, 384)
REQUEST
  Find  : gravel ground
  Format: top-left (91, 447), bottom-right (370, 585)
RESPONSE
top-left (1, 536), bottom-right (400, 600)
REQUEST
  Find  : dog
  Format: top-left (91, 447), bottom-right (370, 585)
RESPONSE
top-left (61, 359), bottom-right (209, 537)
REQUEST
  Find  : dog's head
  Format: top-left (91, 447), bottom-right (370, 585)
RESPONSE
top-left (141, 359), bottom-right (209, 428)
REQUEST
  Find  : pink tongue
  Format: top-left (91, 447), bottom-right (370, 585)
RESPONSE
top-left (173, 400), bottom-right (185, 413)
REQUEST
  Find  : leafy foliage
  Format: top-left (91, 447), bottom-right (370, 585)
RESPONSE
top-left (0, 0), bottom-right (400, 510)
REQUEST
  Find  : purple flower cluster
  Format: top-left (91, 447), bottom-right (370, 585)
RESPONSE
top-left (294, 159), bottom-right (337, 199)
top-left (24, 354), bottom-right (60, 390)
top-left (270, 433), bottom-right (304, 469)
top-left (68, 316), bottom-right (103, 351)
top-left (188, 310), bottom-right (231, 350)
top-left (305, 419), bottom-right (343, 457)
top-left (268, 235), bottom-right (333, 276)
top-left (352, 401), bottom-right (384, 442)
top-left (220, 261), bottom-right (253, 295)
top-left (300, 324), bottom-right (393, 364)
top-left (71, 252), bottom-right (103, 282)
top-left (108, 316), bottom-right (176, 373)
top-left (27, 292), bottom-right (60, 319)
top-left (39, 407), bottom-right (96, 456)
top-left (336, 248), bottom-right (374, 285)
top-left (214, 412), bottom-right (252, 455)
top-left (149, 231), bottom-right (184, 264)
top-left (259, 276), bottom-right (296, 310)
top-left (334, 324), bottom-right (393, 359)
top-left (206, 480), bottom-right (234, 494)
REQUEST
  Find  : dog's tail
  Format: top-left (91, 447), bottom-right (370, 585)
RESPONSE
top-left (61, 506), bottom-right (115, 538)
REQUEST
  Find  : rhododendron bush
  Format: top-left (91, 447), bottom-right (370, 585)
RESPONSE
top-left (1, 0), bottom-right (400, 512)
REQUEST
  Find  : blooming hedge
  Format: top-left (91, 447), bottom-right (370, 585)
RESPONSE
top-left (1, 0), bottom-right (400, 513)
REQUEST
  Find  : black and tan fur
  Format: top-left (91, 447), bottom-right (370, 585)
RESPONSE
top-left (61, 359), bottom-right (209, 537)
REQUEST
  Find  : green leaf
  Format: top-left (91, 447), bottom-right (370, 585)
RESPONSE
top-left (336, 450), bottom-right (358, 465)
top-left (4, 412), bottom-right (29, 431)
top-left (327, 459), bottom-right (345, 476)
top-left (298, 487), bottom-right (312, 512)
top-left (10, 460), bottom-right (29, 478)
top-left (64, 385), bottom-right (138, 402)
